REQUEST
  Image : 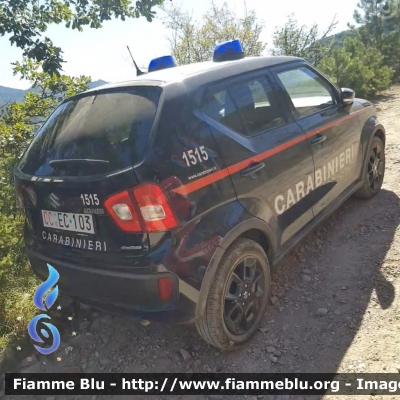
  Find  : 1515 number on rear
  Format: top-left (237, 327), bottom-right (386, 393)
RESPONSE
top-left (80, 194), bottom-right (100, 206)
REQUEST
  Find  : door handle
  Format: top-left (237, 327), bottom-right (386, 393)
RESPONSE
top-left (240, 162), bottom-right (265, 177)
top-left (310, 134), bottom-right (327, 145)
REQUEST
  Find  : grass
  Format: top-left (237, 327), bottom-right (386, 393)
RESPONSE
top-left (0, 154), bottom-right (41, 363)
top-left (0, 204), bottom-right (39, 356)
top-left (0, 268), bottom-right (39, 354)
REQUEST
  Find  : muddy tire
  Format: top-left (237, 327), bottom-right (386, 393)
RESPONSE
top-left (354, 136), bottom-right (385, 199)
top-left (195, 238), bottom-right (271, 350)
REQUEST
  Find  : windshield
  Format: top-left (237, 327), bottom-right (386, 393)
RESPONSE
top-left (19, 87), bottom-right (161, 176)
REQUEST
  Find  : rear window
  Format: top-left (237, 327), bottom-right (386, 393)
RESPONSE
top-left (19, 87), bottom-right (161, 176)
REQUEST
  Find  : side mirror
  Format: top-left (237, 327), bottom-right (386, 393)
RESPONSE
top-left (341, 88), bottom-right (355, 106)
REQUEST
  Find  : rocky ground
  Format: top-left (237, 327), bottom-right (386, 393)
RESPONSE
top-left (1, 86), bottom-right (400, 400)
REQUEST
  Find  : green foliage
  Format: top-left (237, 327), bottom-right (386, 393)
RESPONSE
top-left (351, 0), bottom-right (400, 48)
top-left (0, 270), bottom-right (39, 354)
top-left (0, 0), bottom-right (165, 75)
top-left (270, 6), bottom-right (396, 96)
top-left (163, 1), bottom-right (266, 65)
top-left (349, 0), bottom-right (400, 80)
top-left (270, 14), bottom-right (338, 67)
top-left (0, 60), bottom-right (90, 352)
top-left (319, 37), bottom-right (394, 98)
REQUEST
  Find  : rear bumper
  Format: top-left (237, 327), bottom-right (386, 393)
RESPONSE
top-left (25, 249), bottom-right (197, 324)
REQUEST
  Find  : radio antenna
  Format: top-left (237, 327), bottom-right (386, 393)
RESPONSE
top-left (127, 46), bottom-right (146, 76)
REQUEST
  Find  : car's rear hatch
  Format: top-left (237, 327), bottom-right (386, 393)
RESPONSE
top-left (14, 85), bottom-right (163, 267)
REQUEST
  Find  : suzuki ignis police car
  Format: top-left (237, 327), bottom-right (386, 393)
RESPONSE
top-left (14, 40), bottom-right (386, 349)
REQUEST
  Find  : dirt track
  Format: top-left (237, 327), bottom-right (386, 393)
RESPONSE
top-left (4, 87), bottom-right (400, 400)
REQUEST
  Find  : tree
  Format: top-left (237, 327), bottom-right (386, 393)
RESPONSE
top-left (270, 14), bottom-right (338, 67)
top-left (162, 1), bottom-right (266, 65)
top-left (0, 0), bottom-right (165, 76)
top-left (350, 0), bottom-right (400, 50)
top-left (1, 59), bottom-right (90, 161)
top-left (349, 0), bottom-right (400, 79)
top-left (319, 37), bottom-right (393, 98)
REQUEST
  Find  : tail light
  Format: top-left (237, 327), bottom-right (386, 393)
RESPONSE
top-left (158, 278), bottom-right (174, 302)
top-left (104, 183), bottom-right (179, 233)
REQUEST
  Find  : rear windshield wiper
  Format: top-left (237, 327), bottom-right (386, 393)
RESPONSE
top-left (49, 159), bottom-right (109, 167)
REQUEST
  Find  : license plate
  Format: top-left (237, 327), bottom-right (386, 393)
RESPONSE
top-left (41, 210), bottom-right (95, 234)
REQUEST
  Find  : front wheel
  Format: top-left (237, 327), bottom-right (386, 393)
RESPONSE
top-left (195, 238), bottom-right (271, 350)
top-left (354, 136), bottom-right (385, 199)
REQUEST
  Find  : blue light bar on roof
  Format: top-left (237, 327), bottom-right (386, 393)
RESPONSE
top-left (213, 39), bottom-right (245, 62)
top-left (148, 55), bottom-right (177, 73)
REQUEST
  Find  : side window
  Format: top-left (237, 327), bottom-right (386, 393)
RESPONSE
top-left (201, 89), bottom-right (247, 135)
top-left (228, 77), bottom-right (287, 136)
top-left (248, 80), bottom-right (270, 108)
top-left (201, 76), bottom-right (288, 137)
top-left (276, 67), bottom-right (337, 118)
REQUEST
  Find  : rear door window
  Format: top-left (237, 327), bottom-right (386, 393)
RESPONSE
top-left (201, 76), bottom-right (288, 137)
top-left (201, 89), bottom-right (248, 135)
top-left (19, 87), bottom-right (161, 176)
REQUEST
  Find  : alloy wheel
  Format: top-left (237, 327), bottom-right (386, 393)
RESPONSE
top-left (223, 256), bottom-right (266, 335)
top-left (367, 144), bottom-right (384, 190)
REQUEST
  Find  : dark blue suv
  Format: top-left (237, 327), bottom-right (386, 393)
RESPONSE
top-left (14, 40), bottom-right (386, 349)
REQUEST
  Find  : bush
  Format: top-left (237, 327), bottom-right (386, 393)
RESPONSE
top-left (0, 268), bottom-right (38, 353)
top-left (0, 150), bottom-right (38, 353)
top-left (319, 38), bottom-right (394, 99)
top-left (0, 183), bottom-right (39, 353)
